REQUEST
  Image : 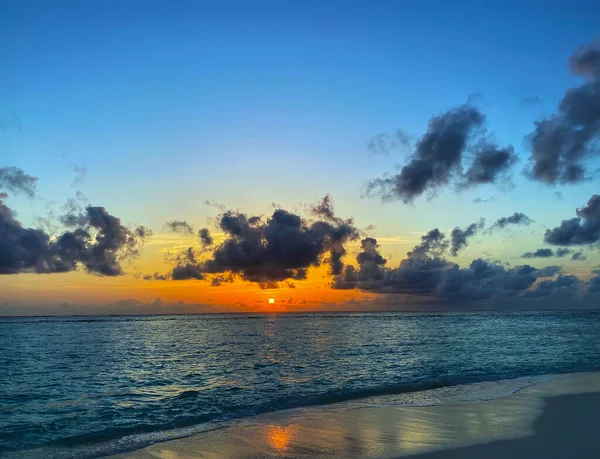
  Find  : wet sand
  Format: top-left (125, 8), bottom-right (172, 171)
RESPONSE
top-left (107, 371), bottom-right (600, 458)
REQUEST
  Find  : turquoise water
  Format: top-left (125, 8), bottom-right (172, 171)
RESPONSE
top-left (2, 311), bottom-right (600, 457)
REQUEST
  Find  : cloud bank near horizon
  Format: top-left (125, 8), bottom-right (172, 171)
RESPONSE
top-left (2, 165), bottom-right (599, 308)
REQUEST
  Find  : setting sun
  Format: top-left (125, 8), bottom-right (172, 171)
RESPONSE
top-left (268, 298), bottom-right (275, 304)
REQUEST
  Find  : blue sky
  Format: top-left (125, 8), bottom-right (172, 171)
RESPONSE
top-left (1, 1), bottom-right (600, 311)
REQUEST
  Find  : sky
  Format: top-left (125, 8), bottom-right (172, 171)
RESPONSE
top-left (1, 0), bottom-right (600, 314)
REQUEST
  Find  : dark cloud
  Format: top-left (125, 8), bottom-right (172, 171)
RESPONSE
top-left (166, 220), bottom-right (194, 235)
top-left (553, 191), bottom-right (564, 201)
top-left (172, 263), bottom-right (205, 280)
top-left (521, 248), bottom-right (554, 259)
top-left (1, 194), bottom-right (150, 276)
top-left (259, 281), bottom-right (279, 289)
top-left (488, 212), bottom-right (533, 232)
top-left (366, 104), bottom-right (516, 203)
top-left (588, 274), bottom-right (600, 293)
top-left (571, 251), bottom-right (587, 261)
top-left (450, 219), bottom-right (485, 256)
top-left (58, 199), bottom-right (88, 227)
top-left (0, 167), bottom-right (38, 197)
top-left (524, 274), bottom-right (582, 298)
top-left (333, 229), bottom-right (561, 300)
top-left (525, 41), bottom-right (600, 184)
top-left (409, 228), bottom-right (449, 258)
top-left (570, 41), bottom-right (600, 80)
top-left (143, 272), bottom-right (169, 281)
top-left (535, 265), bottom-right (563, 277)
top-left (556, 248), bottom-right (574, 258)
top-left (211, 274), bottom-right (233, 286)
top-left (460, 146), bottom-right (517, 189)
top-left (169, 247), bottom-right (204, 280)
top-left (311, 194), bottom-right (337, 221)
top-left (544, 194), bottom-right (600, 245)
top-left (199, 228), bottom-right (213, 246)
top-left (61, 206), bottom-right (152, 276)
top-left (168, 197), bottom-right (359, 284)
top-left (332, 237), bottom-right (387, 290)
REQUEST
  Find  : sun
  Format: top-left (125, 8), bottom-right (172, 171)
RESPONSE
top-left (268, 298), bottom-right (275, 304)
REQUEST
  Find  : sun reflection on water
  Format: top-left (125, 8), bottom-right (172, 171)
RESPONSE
top-left (265, 424), bottom-right (299, 453)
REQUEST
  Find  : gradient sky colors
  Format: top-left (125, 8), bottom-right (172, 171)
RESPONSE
top-left (1, 1), bottom-right (600, 314)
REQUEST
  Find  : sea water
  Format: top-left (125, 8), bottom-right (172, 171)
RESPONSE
top-left (2, 311), bottom-right (600, 457)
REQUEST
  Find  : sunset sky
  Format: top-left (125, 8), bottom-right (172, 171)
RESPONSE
top-left (2, 1), bottom-right (600, 314)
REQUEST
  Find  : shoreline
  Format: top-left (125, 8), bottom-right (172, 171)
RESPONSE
top-left (105, 371), bottom-right (600, 459)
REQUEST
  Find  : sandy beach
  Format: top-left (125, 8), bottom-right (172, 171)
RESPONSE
top-left (106, 371), bottom-right (600, 458)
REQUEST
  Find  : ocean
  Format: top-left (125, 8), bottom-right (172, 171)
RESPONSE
top-left (2, 311), bottom-right (600, 458)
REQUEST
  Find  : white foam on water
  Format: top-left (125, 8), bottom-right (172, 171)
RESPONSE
top-left (348, 374), bottom-right (555, 408)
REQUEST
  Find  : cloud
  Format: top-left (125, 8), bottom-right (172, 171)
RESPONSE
top-left (524, 274), bottom-right (582, 298)
top-left (333, 230), bottom-right (562, 301)
top-left (588, 274), bottom-right (600, 293)
top-left (0, 167), bottom-right (38, 197)
top-left (450, 219), bottom-right (485, 256)
top-left (71, 164), bottom-right (87, 187)
top-left (310, 194), bottom-right (337, 221)
top-left (520, 95), bottom-right (542, 107)
top-left (170, 248), bottom-right (204, 280)
top-left (60, 205), bottom-right (152, 276)
top-left (203, 199), bottom-right (227, 211)
top-left (143, 272), bottom-right (169, 281)
top-left (367, 129), bottom-right (411, 156)
top-left (199, 228), bottom-right (213, 246)
top-left (1, 194), bottom-right (150, 276)
top-left (211, 274), bottom-right (233, 286)
top-left (544, 194), bottom-right (600, 245)
top-left (488, 212), bottom-right (533, 232)
top-left (459, 147), bottom-right (517, 189)
top-left (409, 228), bottom-right (449, 257)
top-left (332, 237), bottom-right (388, 291)
top-left (366, 104), bottom-right (516, 203)
top-left (571, 251), bottom-right (587, 261)
top-left (521, 248), bottom-right (554, 259)
top-left (167, 196), bottom-right (360, 285)
top-left (570, 41), bottom-right (600, 80)
top-left (525, 40), bottom-right (600, 184)
top-left (556, 248), bottom-right (574, 258)
top-left (166, 220), bottom-right (194, 235)
top-left (473, 196), bottom-right (497, 204)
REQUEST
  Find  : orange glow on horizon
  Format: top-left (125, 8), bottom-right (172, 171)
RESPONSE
top-left (0, 266), bottom-right (380, 313)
